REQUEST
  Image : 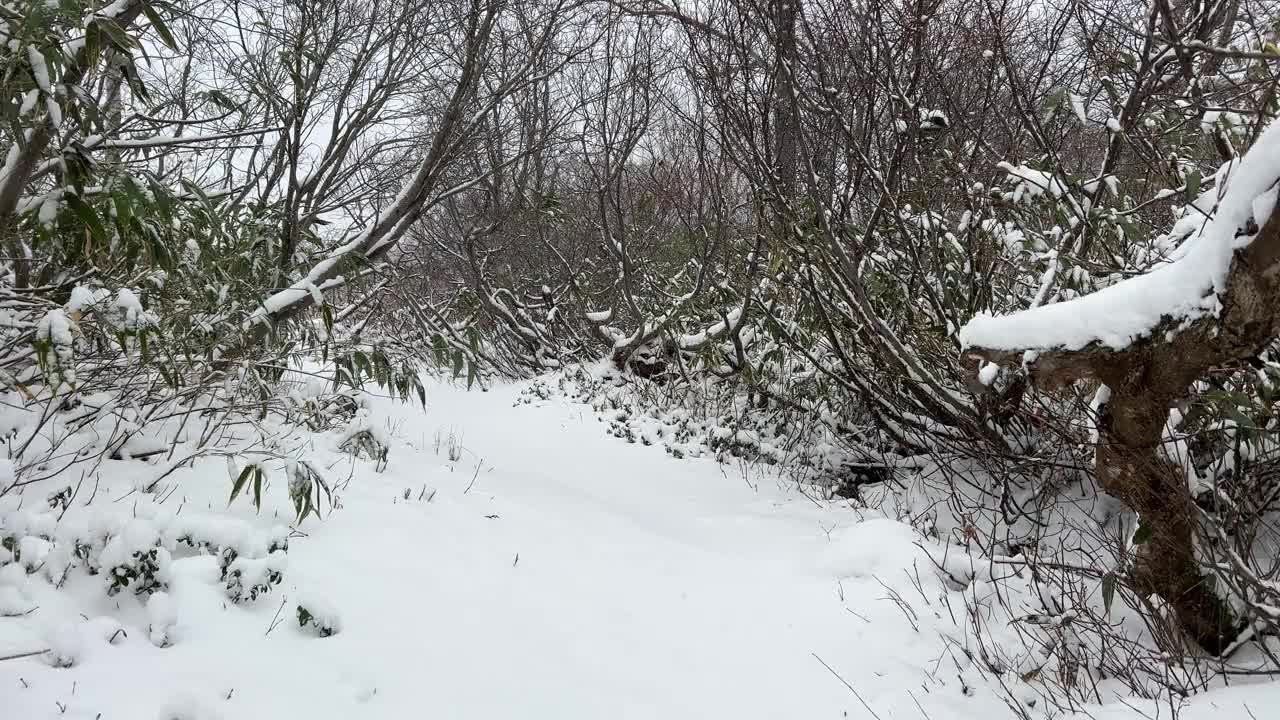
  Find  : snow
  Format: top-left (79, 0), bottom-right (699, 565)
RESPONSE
top-left (147, 592), bottom-right (177, 647)
top-left (42, 622), bottom-right (81, 668)
top-left (1069, 93), bottom-right (1088, 124)
top-left (997, 161), bottom-right (1066, 200)
top-left (961, 118), bottom-right (1280, 353)
top-left (114, 288), bottom-right (153, 329)
top-left (44, 97), bottom-right (61, 130)
top-left (27, 46), bottom-right (51, 94)
top-left (97, 519), bottom-right (162, 571)
top-left (818, 517), bottom-right (925, 578)
top-left (36, 309), bottom-right (73, 347)
top-left (17, 536), bottom-right (51, 570)
top-left (678, 308), bottom-right (742, 348)
top-left (1, 377), bottom-right (1278, 718)
top-left (978, 361), bottom-right (999, 386)
top-left (1202, 110), bottom-right (1222, 134)
top-left (67, 286), bottom-right (108, 313)
top-left (296, 593), bottom-right (342, 636)
top-left (18, 89), bottom-right (38, 117)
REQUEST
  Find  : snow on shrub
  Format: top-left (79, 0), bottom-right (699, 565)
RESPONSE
top-left (286, 461), bottom-right (332, 524)
top-left (34, 308), bottom-right (77, 387)
top-left (17, 535), bottom-right (51, 571)
top-left (296, 596), bottom-right (342, 637)
top-left (1, 493), bottom-right (299, 640)
top-left (43, 621), bottom-right (83, 668)
top-left (99, 519), bottom-right (172, 597)
top-left (336, 407), bottom-right (389, 470)
top-left (290, 386), bottom-right (363, 431)
top-left (148, 591), bottom-right (178, 647)
top-left (168, 513), bottom-right (251, 555)
top-left (223, 550), bottom-right (287, 603)
top-left (517, 363), bottom-right (892, 496)
top-left (0, 561), bottom-right (35, 615)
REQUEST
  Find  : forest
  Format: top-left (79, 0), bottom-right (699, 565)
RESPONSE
top-left (2, 0), bottom-right (1280, 717)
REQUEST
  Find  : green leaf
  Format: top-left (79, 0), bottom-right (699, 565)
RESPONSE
top-left (203, 89), bottom-right (238, 112)
top-left (180, 178), bottom-right (213, 208)
top-left (93, 17), bottom-right (137, 52)
top-left (1228, 404), bottom-right (1255, 432)
top-left (119, 58), bottom-right (151, 102)
top-left (1184, 168), bottom-right (1202, 200)
top-left (65, 194), bottom-right (106, 242)
top-left (142, 2), bottom-right (179, 51)
top-left (112, 189), bottom-right (133, 231)
top-left (1101, 572), bottom-right (1117, 616)
top-left (84, 19), bottom-right (102, 67)
top-left (353, 351), bottom-right (370, 381)
top-left (252, 468), bottom-right (264, 512)
top-left (229, 464), bottom-right (254, 505)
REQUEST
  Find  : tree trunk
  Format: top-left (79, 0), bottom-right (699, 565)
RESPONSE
top-left (771, 0), bottom-right (798, 209)
top-left (1093, 362), bottom-right (1236, 654)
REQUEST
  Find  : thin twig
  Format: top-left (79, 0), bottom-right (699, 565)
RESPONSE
top-left (812, 652), bottom-right (883, 720)
top-left (0, 649), bottom-right (49, 663)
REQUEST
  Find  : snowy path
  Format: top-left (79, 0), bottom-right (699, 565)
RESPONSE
top-left (2, 380), bottom-right (1274, 718)
top-left (266, 383), bottom-right (971, 719)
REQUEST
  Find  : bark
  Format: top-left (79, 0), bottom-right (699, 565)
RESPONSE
top-left (771, 0), bottom-right (798, 205)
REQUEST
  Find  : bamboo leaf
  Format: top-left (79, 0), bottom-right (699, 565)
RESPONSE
top-left (142, 2), bottom-right (179, 51)
top-left (229, 465), bottom-right (254, 505)
top-left (1101, 572), bottom-right (1117, 616)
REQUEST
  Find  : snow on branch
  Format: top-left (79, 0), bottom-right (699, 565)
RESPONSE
top-left (960, 119), bottom-right (1280, 355)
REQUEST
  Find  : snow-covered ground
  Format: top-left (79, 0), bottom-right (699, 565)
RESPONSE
top-left (2, 378), bottom-right (1277, 719)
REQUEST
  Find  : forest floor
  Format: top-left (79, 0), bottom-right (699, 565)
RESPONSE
top-left (1, 376), bottom-right (1277, 719)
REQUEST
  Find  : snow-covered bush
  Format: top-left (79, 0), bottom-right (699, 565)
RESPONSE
top-left (337, 409), bottom-right (390, 471)
top-left (99, 520), bottom-right (172, 597)
top-left (0, 0), bottom-right (427, 520)
top-left (0, 561), bottom-right (35, 616)
top-left (286, 461), bottom-right (333, 524)
top-left (296, 597), bottom-right (342, 638)
top-left (223, 550), bottom-right (287, 604)
top-left (291, 388), bottom-right (363, 431)
top-left (517, 363), bottom-right (884, 496)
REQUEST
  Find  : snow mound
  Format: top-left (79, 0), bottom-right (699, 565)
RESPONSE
top-left (819, 517), bottom-right (928, 579)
